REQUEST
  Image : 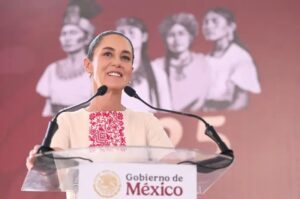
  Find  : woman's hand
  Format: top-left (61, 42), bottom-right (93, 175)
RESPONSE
top-left (26, 145), bottom-right (40, 170)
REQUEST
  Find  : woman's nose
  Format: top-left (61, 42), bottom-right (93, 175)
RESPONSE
top-left (111, 57), bottom-right (122, 67)
top-left (205, 20), bottom-right (214, 29)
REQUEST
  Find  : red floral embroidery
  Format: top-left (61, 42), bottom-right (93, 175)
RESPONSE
top-left (89, 111), bottom-right (126, 147)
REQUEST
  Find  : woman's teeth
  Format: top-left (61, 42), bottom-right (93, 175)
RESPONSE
top-left (108, 72), bottom-right (122, 77)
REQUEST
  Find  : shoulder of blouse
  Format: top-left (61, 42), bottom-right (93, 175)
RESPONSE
top-left (56, 108), bottom-right (88, 121)
top-left (151, 57), bottom-right (165, 66)
top-left (125, 109), bottom-right (156, 122)
top-left (227, 43), bottom-right (253, 61)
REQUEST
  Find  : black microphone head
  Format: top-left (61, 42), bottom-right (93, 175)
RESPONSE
top-left (124, 86), bottom-right (137, 97)
top-left (96, 85), bottom-right (108, 96)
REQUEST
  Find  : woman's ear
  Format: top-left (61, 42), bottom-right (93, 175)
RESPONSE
top-left (228, 22), bottom-right (237, 41)
top-left (84, 57), bottom-right (93, 75)
top-left (229, 22), bottom-right (237, 32)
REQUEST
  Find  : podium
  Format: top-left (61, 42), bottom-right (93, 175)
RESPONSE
top-left (22, 146), bottom-right (233, 198)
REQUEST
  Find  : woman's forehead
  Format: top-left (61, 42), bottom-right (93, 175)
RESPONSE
top-left (61, 24), bottom-right (83, 31)
top-left (206, 11), bottom-right (225, 20)
top-left (117, 25), bottom-right (140, 31)
top-left (97, 34), bottom-right (132, 52)
top-left (171, 23), bottom-right (188, 30)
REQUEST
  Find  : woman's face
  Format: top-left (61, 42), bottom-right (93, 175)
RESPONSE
top-left (86, 34), bottom-right (133, 91)
top-left (166, 24), bottom-right (192, 54)
top-left (59, 24), bottom-right (86, 54)
top-left (116, 25), bottom-right (146, 50)
top-left (202, 11), bottom-right (234, 41)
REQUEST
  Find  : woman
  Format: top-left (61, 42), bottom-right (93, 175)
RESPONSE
top-left (36, 5), bottom-right (95, 116)
top-left (26, 31), bottom-right (173, 198)
top-left (116, 17), bottom-right (160, 111)
top-left (152, 13), bottom-right (212, 112)
top-left (202, 7), bottom-right (261, 110)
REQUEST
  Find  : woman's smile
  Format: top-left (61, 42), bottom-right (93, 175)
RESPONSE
top-left (107, 71), bottom-right (123, 77)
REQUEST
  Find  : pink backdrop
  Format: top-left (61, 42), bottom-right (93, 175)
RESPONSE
top-left (0, 0), bottom-right (300, 198)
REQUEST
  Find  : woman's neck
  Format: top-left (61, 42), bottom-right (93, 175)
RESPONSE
top-left (213, 37), bottom-right (232, 57)
top-left (56, 49), bottom-right (86, 79)
top-left (68, 49), bottom-right (86, 63)
top-left (169, 50), bottom-right (192, 67)
top-left (86, 90), bottom-right (125, 112)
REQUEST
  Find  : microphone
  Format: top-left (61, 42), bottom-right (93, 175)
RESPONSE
top-left (124, 86), bottom-right (234, 173)
top-left (38, 85), bottom-right (108, 153)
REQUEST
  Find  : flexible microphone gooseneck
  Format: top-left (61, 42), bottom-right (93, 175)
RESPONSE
top-left (38, 85), bottom-right (108, 153)
top-left (124, 86), bottom-right (234, 173)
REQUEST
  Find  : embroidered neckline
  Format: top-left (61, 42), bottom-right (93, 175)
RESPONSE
top-left (88, 111), bottom-right (126, 147)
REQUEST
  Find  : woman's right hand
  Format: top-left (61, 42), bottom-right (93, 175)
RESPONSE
top-left (26, 145), bottom-right (40, 170)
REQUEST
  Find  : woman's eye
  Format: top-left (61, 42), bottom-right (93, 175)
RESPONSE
top-left (122, 55), bottom-right (131, 61)
top-left (212, 18), bottom-right (219, 25)
top-left (178, 31), bottom-right (186, 36)
top-left (103, 52), bottom-right (112, 57)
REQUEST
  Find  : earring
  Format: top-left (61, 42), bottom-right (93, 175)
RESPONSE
top-left (89, 73), bottom-right (93, 78)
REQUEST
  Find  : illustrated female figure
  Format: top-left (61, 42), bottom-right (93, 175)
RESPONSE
top-left (202, 7), bottom-right (261, 110)
top-left (36, 3), bottom-right (98, 116)
top-left (116, 17), bottom-right (160, 111)
top-left (152, 13), bottom-right (212, 112)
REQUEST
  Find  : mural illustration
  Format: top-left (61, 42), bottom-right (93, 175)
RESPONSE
top-left (36, 0), bottom-right (101, 116)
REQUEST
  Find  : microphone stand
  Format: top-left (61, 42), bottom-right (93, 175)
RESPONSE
top-left (124, 86), bottom-right (234, 173)
top-left (38, 85), bottom-right (107, 153)
top-left (32, 86), bottom-right (107, 173)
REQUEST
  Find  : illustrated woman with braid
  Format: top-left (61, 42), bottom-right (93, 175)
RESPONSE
top-left (116, 17), bottom-right (160, 111)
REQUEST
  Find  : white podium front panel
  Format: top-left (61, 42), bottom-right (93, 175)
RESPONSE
top-left (22, 146), bottom-right (233, 195)
top-left (78, 163), bottom-right (197, 199)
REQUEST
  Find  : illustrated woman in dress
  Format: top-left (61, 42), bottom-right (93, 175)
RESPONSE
top-left (36, 2), bottom-right (98, 116)
top-left (202, 7), bottom-right (261, 111)
top-left (152, 13), bottom-right (212, 112)
top-left (116, 17), bottom-right (160, 111)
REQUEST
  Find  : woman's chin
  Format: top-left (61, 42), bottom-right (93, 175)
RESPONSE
top-left (104, 84), bottom-right (125, 92)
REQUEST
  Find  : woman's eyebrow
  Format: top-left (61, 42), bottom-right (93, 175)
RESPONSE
top-left (122, 50), bottom-right (132, 56)
top-left (102, 47), bottom-right (131, 55)
top-left (102, 47), bottom-right (114, 51)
